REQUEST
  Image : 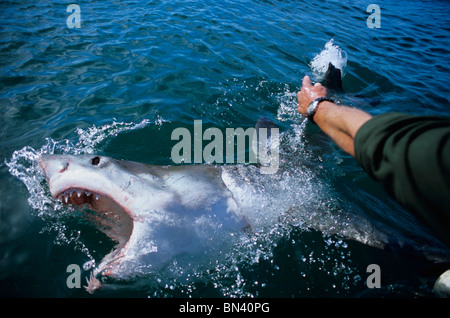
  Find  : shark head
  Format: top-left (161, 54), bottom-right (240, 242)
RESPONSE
top-left (38, 154), bottom-right (248, 293)
top-left (38, 155), bottom-right (144, 293)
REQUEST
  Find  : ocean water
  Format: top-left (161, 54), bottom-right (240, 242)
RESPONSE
top-left (1, 0), bottom-right (449, 298)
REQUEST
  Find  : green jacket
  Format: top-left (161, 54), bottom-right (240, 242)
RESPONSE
top-left (354, 112), bottom-right (450, 246)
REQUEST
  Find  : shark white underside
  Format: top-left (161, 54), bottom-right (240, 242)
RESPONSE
top-left (39, 153), bottom-right (397, 293)
top-left (39, 154), bottom-right (255, 292)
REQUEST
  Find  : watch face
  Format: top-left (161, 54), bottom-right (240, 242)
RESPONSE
top-left (307, 100), bottom-right (318, 116)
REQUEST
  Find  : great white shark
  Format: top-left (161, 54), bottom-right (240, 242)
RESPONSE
top-left (39, 155), bottom-right (253, 293)
top-left (37, 63), bottom-right (450, 294)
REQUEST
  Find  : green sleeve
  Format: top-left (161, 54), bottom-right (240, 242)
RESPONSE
top-left (354, 112), bottom-right (450, 246)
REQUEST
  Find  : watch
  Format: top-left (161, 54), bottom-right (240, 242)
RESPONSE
top-left (306, 97), bottom-right (333, 124)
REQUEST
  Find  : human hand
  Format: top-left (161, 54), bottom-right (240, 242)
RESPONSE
top-left (297, 76), bottom-right (328, 116)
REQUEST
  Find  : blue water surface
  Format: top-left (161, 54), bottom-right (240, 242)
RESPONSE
top-left (0, 0), bottom-right (449, 298)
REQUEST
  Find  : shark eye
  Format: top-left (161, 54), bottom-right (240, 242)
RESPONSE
top-left (91, 157), bottom-right (101, 166)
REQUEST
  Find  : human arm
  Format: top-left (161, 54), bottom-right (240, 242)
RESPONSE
top-left (297, 75), bottom-right (372, 157)
top-left (297, 75), bottom-right (450, 245)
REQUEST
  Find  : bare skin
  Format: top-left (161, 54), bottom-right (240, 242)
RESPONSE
top-left (297, 76), bottom-right (373, 157)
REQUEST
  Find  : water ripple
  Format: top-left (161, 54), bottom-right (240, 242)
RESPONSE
top-left (1, 0), bottom-right (449, 297)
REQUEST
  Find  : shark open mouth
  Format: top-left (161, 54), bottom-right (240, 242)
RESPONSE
top-left (56, 187), bottom-right (134, 292)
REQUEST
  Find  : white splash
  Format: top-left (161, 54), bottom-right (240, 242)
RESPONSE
top-left (74, 118), bottom-right (159, 155)
top-left (5, 118), bottom-right (160, 256)
top-left (5, 113), bottom-right (378, 297)
top-left (310, 39), bottom-right (348, 81)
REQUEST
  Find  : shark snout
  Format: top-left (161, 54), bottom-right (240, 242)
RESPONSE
top-left (38, 155), bottom-right (70, 180)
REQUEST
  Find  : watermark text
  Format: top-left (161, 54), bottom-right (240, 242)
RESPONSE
top-left (171, 120), bottom-right (279, 174)
top-left (67, 4), bottom-right (81, 29)
top-left (367, 4), bottom-right (381, 29)
top-left (366, 264), bottom-right (381, 288)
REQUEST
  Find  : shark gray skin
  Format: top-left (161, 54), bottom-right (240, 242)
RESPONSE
top-left (323, 62), bottom-right (343, 92)
top-left (39, 153), bottom-right (450, 294)
top-left (321, 62), bottom-right (381, 108)
top-left (39, 151), bottom-right (395, 293)
top-left (39, 155), bottom-right (253, 293)
top-left (33, 64), bottom-right (389, 293)
top-left (36, 63), bottom-right (445, 293)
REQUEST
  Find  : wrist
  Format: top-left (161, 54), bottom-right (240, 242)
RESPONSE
top-left (306, 97), bottom-right (334, 124)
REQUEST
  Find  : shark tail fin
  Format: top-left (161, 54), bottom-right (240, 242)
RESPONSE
top-left (323, 62), bottom-right (343, 91)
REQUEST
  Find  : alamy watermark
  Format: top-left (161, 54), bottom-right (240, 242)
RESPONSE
top-left (367, 4), bottom-right (381, 29)
top-left (65, 4), bottom-right (380, 31)
top-left (66, 264), bottom-right (82, 289)
top-left (67, 4), bottom-right (81, 29)
top-left (366, 264), bottom-right (381, 288)
top-left (66, 263), bottom-right (382, 290)
top-left (171, 120), bottom-right (280, 174)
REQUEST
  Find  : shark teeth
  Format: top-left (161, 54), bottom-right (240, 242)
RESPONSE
top-left (57, 189), bottom-right (101, 205)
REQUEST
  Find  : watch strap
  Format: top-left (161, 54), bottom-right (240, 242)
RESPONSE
top-left (306, 97), bottom-right (333, 124)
